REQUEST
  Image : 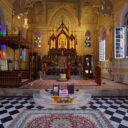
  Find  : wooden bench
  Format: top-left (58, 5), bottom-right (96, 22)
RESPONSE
top-left (18, 70), bottom-right (31, 82)
top-left (0, 71), bottom-right (22, 88)
top-left (0, 70), bottom-right (32, 88)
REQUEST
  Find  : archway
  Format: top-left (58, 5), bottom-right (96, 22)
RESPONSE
top-left (120, 3), bottom-right (128, 27)
top-left (48, 7), bottom-right (78, 28)
top-left (0, 7), bottom-right (6, 35)
top-left (120, 4), bottom-right (128, 57)
top-left (99, 28), bottom-right (106, 61)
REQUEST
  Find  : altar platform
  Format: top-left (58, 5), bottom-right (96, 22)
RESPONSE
top-left (21, 79), bottom-right (97, 89)
top-left (0, 79), bottom-right (128, 96)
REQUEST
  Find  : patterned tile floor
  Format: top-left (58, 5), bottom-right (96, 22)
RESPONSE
top-left (0, 96), bottom-right (128, 128)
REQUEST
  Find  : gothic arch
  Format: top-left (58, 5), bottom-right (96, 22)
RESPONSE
top-left (0, 7), bottom-right (6, 34)
top-left (120, 3), bottom-right (128, 26)
top-left (99, 27), bottom-right (106, 40)
top-left (48, 7), bottom-right (79, 27)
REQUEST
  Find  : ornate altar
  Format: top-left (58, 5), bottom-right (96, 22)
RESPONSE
top-left (42, 21), bottom-right (80, 75)
top-left (48, 21), bottom-right (77, 50)
top-left (41, 20), bottom-right (90, 76)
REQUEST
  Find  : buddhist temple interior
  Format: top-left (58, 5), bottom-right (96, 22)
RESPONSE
top-left (0, 0), bottom-right (128, 128)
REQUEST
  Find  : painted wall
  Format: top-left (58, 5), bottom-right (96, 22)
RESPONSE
top-left (0, 0), bottom-right (13, 34)
top-left (27, 0), bottom-right (98, 57)
top-left (1, 0), bottom-right (128, 84)
top-left (99, 0), bottom-right (128, 84)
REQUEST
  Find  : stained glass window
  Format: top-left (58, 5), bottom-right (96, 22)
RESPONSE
top-left (124, 12), bottom-right (128, 57)
top-left (19, 48), bottom-right (27, 62)
top-left (33, 32), bottom-right (42, 48)
top-left (0, 24), bottom-right (6, 36)
top-left (85, 31), bottom-right (91, 47)
top-left (114, 27), bottom-right (125, 58)
top-left (0, 44), bottom-right (6, 59)
top-left (126, 26), bottom-right (128, 56)
top-left (116, 12), bottom-right (128, 58)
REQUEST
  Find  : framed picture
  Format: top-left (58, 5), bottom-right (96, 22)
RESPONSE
top-left (53, 85), bottom-right (60, 96)
top-left (67, 85), bottom-right (74, 94)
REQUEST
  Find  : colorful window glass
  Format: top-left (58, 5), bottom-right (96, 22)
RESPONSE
top-left (124, 12), bottom-right (128, 57)
top-left (0, 44), bottom-right (7, 59)
top-left (0, 24), bottom-right (6, 36)
top-left (126, 26), bottom-right (128, 56)
top-left (33, 32), bottom-right (42, 48)
top-left (114, 27), bottom-right (125, 58)
top-left (19, 48), bottom-right (26, 62)
top-left (85, 31), bottom-right (91, 47)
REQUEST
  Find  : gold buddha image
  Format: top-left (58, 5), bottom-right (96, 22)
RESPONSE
top-left (58, 34), bottom-right (67, 48)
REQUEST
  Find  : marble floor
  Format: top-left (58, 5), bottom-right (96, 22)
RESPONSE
top-left (0, 96), bottom-right (128, 128)
top-left (0, 79), bottom-right (128, 128)
top-left (21, 77), bottom-right (128, 90)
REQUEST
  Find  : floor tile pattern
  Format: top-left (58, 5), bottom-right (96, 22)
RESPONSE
top-left (0, 96), bottom-right (128, 128)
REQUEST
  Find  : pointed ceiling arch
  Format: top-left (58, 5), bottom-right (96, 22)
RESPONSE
top-left (99, 27), bottom-right (106, 40)
top-left (0, 7), bottom-right (6, 35)
top-left (48, 7), bottom-right (79, 28)
top-left (120, 3), bottom-right (128, 26)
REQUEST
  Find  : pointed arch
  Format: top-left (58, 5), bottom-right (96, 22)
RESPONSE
top-left (0, 7), bottom-right (6, 35)
top-left (48, 7), bottom-right (79, 27)
top-left (99, 27), bottom-right (106, 40)
top-left (120, 3), bottom-right (128, 26)
top-left (99, 27), bottom-right (106, 61)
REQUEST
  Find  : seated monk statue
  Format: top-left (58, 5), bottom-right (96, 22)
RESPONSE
top-left (95, 65), bottom-right (101, 85)
top-left (42, 63), bottom-right (48, 78)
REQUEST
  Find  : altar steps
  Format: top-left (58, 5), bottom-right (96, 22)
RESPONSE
top-left (0, 79), bottom-right (128, 96)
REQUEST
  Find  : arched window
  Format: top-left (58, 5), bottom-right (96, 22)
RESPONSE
top-left (33, 32), bottom-right (42, 48)
top-left (85, 31), bottom-right (91, 47)
top-left (124, 12), bottom-right (128, 56)
top-left (0, 8), bottom-right (6, 36)
top-left (115, 12), bottom-right (128, 58)
top-left (99, 30), bottom-right (106, 61)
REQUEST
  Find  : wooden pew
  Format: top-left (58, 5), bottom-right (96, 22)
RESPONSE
top-left (0, 71), bottom-right (22, 88)
top-left (19, 70), bottom-right (32, 83)
top-left (0, 70), bottom-right (32, 88)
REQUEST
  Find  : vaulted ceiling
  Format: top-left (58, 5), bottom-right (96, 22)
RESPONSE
top-left (12, 0), bottom-right (113, 15)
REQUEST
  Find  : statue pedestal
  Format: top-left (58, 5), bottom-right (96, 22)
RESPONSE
top-left (51, 96), bottom-right (75, 104)
top-left (57, 73), bottom-right (67, 81)
top-left (33, 90), bottom-right (91, 109)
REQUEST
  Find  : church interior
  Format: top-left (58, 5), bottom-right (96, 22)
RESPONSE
top-left (0, 0), bottom-right (128, 128)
